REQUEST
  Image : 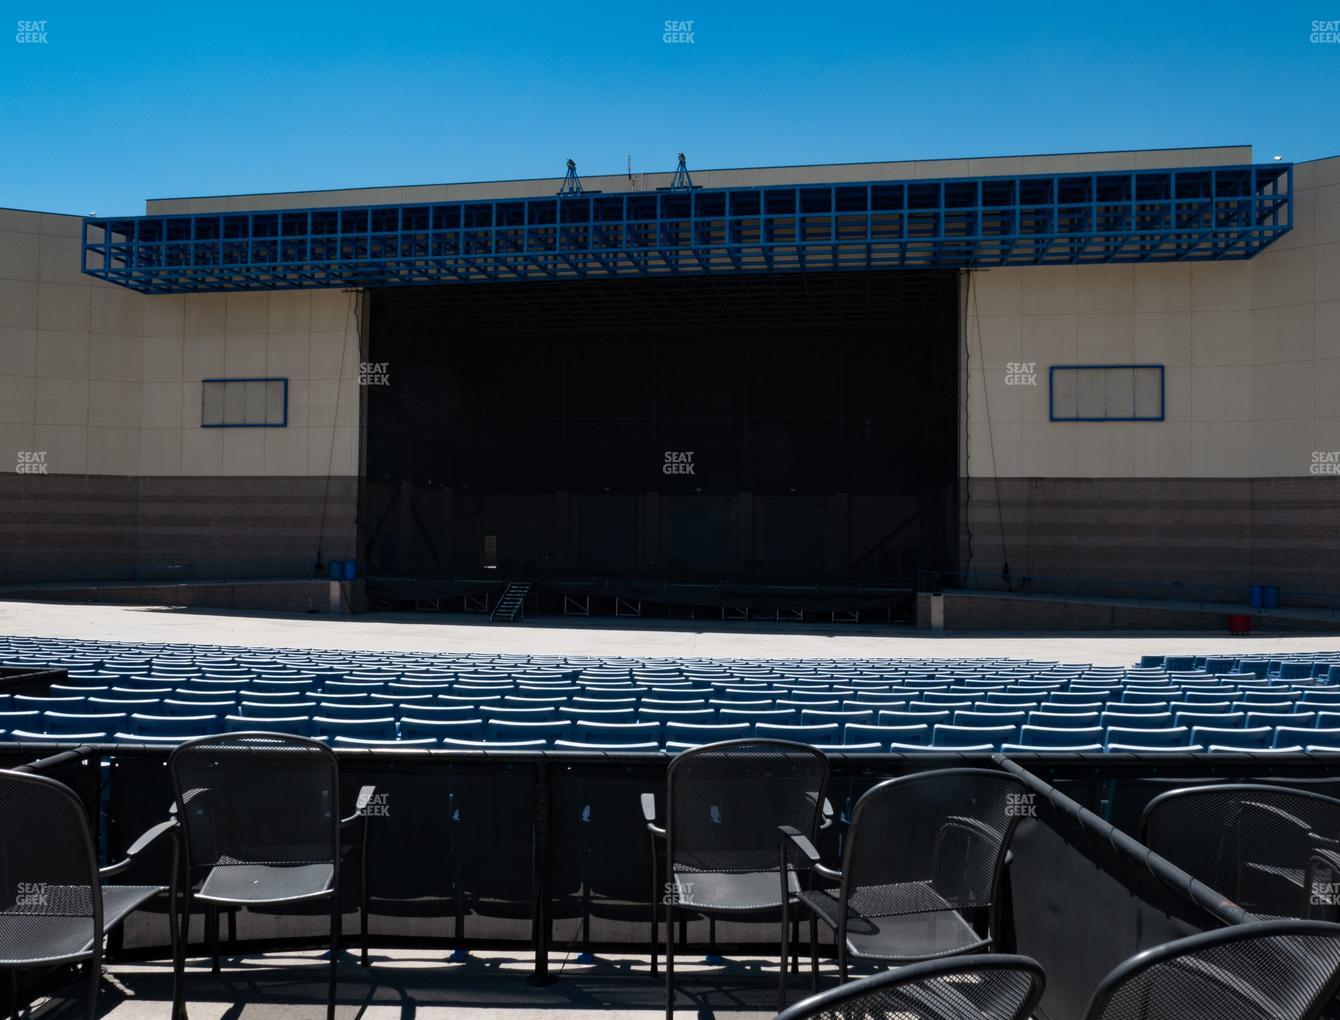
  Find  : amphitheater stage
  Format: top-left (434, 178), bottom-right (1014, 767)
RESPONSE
top-left (1, 600), bottom-right (1338, 667)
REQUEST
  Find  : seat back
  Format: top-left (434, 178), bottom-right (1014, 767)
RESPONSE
top-left (841, 769), bottom-right (1026, 926)
top-left (773, 954), bottom-right (1044, 1020)
top-left (1142, 784), bottom-right (1340, 919)
top-left (666, 739), bottom-right (827, 877)
top-left (1081, 920), bottom-right (1340, 1020)
top-left (168, 733), bottom-right (339, 871)
top-left (0, 769), bottom-right (101, 962)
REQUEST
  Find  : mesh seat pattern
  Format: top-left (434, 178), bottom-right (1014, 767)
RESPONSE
top-left (668, 740), bottom-right (828, 912)
top-left (774, 955), bottom-right (1044, 1020)
top-left (1084, 921), bottom-right (1340, 1020)
top-left (1142, 785), bottom-right (1340, 921)
top-left (171, 733), bottom-right (340, 901)
top-left (820, 769), bottom-right (1024, 963)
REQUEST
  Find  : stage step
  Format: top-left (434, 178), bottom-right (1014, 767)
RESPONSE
top-left (490, 582), bottom-right (531, 623)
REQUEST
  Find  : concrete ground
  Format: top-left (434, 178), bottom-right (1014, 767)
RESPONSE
top-left (2, 600), bottom-right (1339, 666)
top-left (81, 949), bottom-right (815, 1020)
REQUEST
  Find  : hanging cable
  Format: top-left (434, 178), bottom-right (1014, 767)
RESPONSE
top-left (315, 288), bottom-right (362, 575)
top-left (965, 269), bottom-right (1011, 590)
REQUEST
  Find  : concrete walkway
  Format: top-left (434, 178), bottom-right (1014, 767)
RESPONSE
top-left (93, 950), bottom-right (803, 1020)
top-left (2, 600), bottom-right (1339, 666)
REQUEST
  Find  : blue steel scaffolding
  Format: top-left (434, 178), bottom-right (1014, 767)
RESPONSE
top-left (82, 164), bottom-right (1292, 294)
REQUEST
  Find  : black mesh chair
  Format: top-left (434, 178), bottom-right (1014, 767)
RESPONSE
top-left (1080, 919), bottom-right (1340, 1020)
top-left (641, 739), bottom-right (830, 1020)
top-left (168, 733), bottom-right (375, 1020)
top-left (779, 768), bottom-right (1026, 1006)
top-left (1142, 784), bottom-right (1340, 921)
top-left (772, 954), bottom-right (1045, 1020)
top-left (0, 768), bottom-right (175, 1020)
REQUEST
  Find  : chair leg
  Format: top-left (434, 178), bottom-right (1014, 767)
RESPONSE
top-left (207, 905), bottom-right (220, 975)
top-left (664, 900), bottom-right (674, 1020)
top-left (778, 899), bottom-right (791, 1011)
top-left (649, 855), bottom-right (659, 977)
top-left (791, 912), bottom-right (800, 974)
top-left (328, 892), bottom-right (340, 1020)
top-left (87, 940), bottom-right (103, 1020)
top-left (173, 885), bottom-right (192, 1020)
top-left (809, 914), bottom-right (818, 992)
top-left (838, 939), bottom-right (848, 985)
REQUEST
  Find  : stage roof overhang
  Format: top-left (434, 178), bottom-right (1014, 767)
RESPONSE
top-left (81, 163), bottom-right (1292, 294)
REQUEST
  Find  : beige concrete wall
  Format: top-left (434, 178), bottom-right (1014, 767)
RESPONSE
top-left (0, 206), bottom-right (360, 479)
top-left (961, 153), bottom-right (1340, 479)
top-left (143, 146), bottom-right (1252, 215)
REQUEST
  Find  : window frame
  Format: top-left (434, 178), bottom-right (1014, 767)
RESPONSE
top-left (200, 377), bottom-right (289, 428)
top-left (1048, 364), bottom-right (1165, 423)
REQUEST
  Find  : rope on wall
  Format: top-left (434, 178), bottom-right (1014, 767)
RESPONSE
top-left (961, 269), bottom-right (1011, 590)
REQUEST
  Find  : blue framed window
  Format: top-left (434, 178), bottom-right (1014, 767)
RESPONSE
top-left (201, 378), bottom-right (288, 427)
top-left (1049, 365), bottom-right (1164, 422)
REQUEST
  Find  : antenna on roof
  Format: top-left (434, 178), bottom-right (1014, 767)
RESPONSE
top-left (669, 152), bottom-right (694, 191)
top-left (558, 158), bottom-right (584, 197)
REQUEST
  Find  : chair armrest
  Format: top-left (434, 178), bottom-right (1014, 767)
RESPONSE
top-left (99, 817), bottom-right (178, 879)
top-left (641, 792), bottom-right (666, 838)
top-left (341, 785), bottom-right (378, 827)
top-left (780, 825), bottom-right (841, 880)
top-left (819, 797), bottom-right (834, 830)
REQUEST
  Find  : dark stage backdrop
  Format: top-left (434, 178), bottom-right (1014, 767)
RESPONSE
top-left (362, 270), bottom-right (958, 585)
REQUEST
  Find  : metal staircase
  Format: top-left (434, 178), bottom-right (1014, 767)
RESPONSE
top-left (490, 582), bottom-right (530, 623)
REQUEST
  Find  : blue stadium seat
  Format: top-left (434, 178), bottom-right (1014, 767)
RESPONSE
top-left (719, 707), bottom-right (798, 725)
top-left (398, 717), bottom-right (482, 741)
top-left (663, 722), bottom-right (752, 749)
top-left (567, 720), bottom-right (661, 746)
top-left (843, 723), bottom-right (931, 749)
top-left (312, 716), bottom-right (397, 740)
top-left (553, 740), bottom-right (662, 751)
top-left (1284, 727), bottom-right (1340, 749)
top-left (932, 724), bottom-right (1016, 750)
top-left (333, 736), bottom-right (437, 747)
top-left (1101, 711), bottom-right (1175, 730)
top-left (953, 710), bottom-right (1025, 731)
top-left (1104, 726), bottom-right (1193, 749)
top-left (1244, 711), bottom-right (1315, 729)
top-left (439, 737), bottom-right (546, 749)
top-left (1017, 725), bottom-right (1104, 748)
top-left (1174, 710), bottom-right (1246, 730)
top-left (316, 701), bottom-right (397, 720)
top-left (10, 729), bottom-right (109, 742)
top-left (1189, 726), bottom-right (1273, 750)
top-left (42, 711), bottom-right (125, 735)
top-left (878, 709), bottom-right (950, 727)
top-left (1003, 741), bottom-right (1103, 753)
top-left (1027, 711), bottom-right (1100, 729)
top-left (486, 719), bottom-right (572, 743)
top-left (753, 722), bottom-right (840, 745)
top-left (223, 714), bottom-right (312, 736)
top-left (128, 713), bottom-right (219, 737)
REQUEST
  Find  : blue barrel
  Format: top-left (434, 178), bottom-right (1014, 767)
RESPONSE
top-left (342, 559), bottom-right (357, 581)
top-left (1249, 584), bottom-right (1264, 609)
top-left (1263, 585), bottom-right (1280, 609)
top-left (327, 561), bottom-right (341, 581)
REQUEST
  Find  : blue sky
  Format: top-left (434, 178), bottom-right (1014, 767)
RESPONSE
top-left (2, 0), bottom-right (1337, 215)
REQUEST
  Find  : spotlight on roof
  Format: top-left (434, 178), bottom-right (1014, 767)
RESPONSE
top-left (1273, 154), bottom-right (1284, 161)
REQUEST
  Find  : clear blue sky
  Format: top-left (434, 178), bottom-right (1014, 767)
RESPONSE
top-left (2, 0), bottom-right (1337, 215)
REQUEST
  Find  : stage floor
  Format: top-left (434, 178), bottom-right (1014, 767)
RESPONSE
top-left (1, 600), bottom-right (1337, 666)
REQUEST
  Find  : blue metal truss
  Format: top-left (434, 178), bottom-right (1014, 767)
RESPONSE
top-left (81, 163), bottom-right (1292, 294)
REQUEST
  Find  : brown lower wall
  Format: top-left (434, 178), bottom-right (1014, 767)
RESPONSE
top-left (960, 477), bottom-right (1340, 600)
top-left (0, 475), bottom-right (357, 584)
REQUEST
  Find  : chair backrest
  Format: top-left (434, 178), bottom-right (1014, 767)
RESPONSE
top-left (841, 768), bottom-right (1026, 924)
top-left (772, 953), bottom-right (1044, 1020)
top-left (168, 732), bottom-right (340, 871)
top-left (0, 769), bottom-right (102, 960)
top-left (1081, 919), bottom-right (1340, 1020)
top-left (666, 739), bottom-right (828, 876)
top-left (1142, 784), bottom-right (1340, 919)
